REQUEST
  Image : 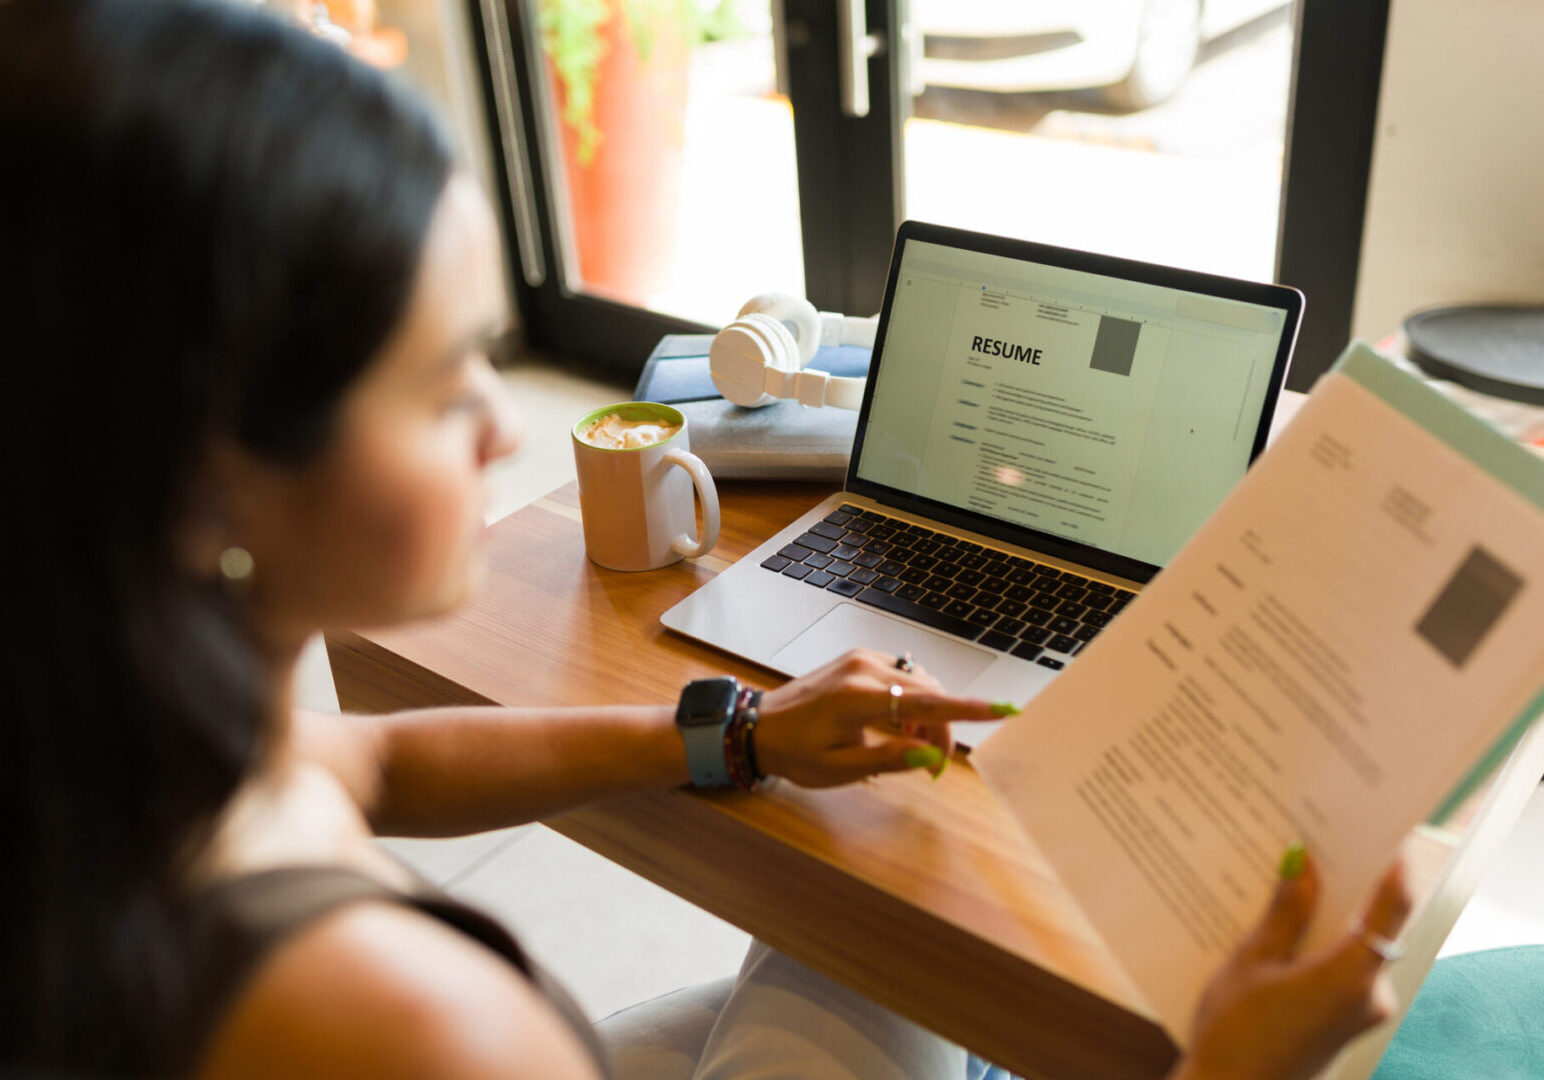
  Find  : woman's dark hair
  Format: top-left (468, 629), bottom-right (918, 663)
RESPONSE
top-left (0, 0), bottom-right (454, 1070)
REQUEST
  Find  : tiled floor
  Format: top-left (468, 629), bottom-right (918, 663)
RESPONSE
top-left (297, 355), bottom-right (1544, 1030)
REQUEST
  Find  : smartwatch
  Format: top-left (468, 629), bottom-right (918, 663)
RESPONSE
top-left (675, 676), bottom-right (740, 788)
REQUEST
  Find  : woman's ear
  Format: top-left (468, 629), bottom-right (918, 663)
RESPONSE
top-left (175, 498), bottom-right (228, 582)
top-left (173, 440), bottom-right (275, 581)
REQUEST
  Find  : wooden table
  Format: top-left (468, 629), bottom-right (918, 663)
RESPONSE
top-left (328, 480), bottom-right (1544, 1080)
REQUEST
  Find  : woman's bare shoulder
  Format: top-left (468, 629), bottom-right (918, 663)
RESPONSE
top-left (195, 897), bottom-right (602, 1080)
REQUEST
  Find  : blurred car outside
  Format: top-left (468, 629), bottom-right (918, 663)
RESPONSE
top-left (915, 0), bottom-right (1288, 109)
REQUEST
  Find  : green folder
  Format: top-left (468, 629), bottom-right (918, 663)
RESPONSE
top-left (1334, 342), bottom-right (1544, 824)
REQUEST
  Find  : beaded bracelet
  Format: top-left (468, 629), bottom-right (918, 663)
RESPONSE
top-left (741, 692), bottom-right (764, 783)
top-left (722, 688), bottom-right (750, 790)
top-left (723, 687), bottom-right (766, 791)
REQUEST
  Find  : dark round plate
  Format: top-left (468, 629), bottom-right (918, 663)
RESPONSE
top-left (1404, 304), bottom-right (1544, 405)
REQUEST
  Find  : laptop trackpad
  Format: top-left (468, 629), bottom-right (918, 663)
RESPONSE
top-left (770, 603), bottom-right (998, 688)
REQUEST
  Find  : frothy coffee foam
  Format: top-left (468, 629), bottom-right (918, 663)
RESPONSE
top-left (581, 412), bottom-right (680, 450)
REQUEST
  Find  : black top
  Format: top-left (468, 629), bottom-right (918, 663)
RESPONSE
top-left (1405, 304), bottom-right (1544, 405)
top-left (170, 864), bottom-right (611, 1078)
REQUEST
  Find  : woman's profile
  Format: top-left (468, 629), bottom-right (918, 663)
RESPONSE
top-left (0, 1), bottom-right (1407, 1077)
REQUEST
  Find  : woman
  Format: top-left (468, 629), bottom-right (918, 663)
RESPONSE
top-left (0, 1), bottom-right (1407, 1077)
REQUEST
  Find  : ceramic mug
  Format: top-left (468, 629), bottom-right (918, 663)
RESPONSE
top-left (571, 402), bottom-right (720, 571)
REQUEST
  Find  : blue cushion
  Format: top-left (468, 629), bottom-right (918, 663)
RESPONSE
top-left (1373, 946), bottom-right (1544, 1079)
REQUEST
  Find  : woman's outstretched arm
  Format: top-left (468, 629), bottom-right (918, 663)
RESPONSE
top-left (295, 649), bottom-right (1002, 836)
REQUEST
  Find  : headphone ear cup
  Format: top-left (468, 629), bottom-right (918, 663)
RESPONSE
top-left (738, 312), bottom-right (800, 372)
top-left (736, 292), bottom-right (821, 367)
top-left (710, 313), bottom-right (798, 408)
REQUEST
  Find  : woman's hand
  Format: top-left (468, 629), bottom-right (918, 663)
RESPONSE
top-left (753, 649), bottom-right (1006, 787)
top-left (1172, 853), bottom-right (1413, 1080)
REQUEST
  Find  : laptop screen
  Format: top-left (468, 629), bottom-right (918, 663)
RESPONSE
top-left (850, 223), bottom-right (1301, 581)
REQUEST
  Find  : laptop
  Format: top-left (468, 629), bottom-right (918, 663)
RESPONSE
top-left (661, 220), bottom-right (1303, 744)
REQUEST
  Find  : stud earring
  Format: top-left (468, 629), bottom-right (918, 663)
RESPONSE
top-left (217, 546), bottom-right (254, 586)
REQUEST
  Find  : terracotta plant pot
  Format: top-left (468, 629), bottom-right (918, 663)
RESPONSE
top-left (547, 2), bottom-right (690, 304)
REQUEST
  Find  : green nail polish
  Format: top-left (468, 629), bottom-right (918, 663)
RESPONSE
top-left (1279, 842), bottom-right (1307, 880)
top-left (930, 756), bottom-right (948, 781)
top-left (904, 746), bottom-right (944, 770)
top-left (989, 700), bottom-right (1021, 718)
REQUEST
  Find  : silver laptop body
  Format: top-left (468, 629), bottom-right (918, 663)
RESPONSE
top-left (662, 221), bottom-right (1303, 744)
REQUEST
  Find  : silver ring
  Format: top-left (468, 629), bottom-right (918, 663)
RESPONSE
top-left (888, 683), bottom-right (904, 729)
top-left (894, 652), bottom-right (914, 673)
top-left (1351, 922), bottom-right (1406, 963)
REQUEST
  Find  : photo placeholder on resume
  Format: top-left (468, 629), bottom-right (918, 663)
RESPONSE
top-left (1090, 314), bottom-right (1142, 377)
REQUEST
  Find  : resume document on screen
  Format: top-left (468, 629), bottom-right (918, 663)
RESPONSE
top-left (858, 241), bottom-right (1285, 570)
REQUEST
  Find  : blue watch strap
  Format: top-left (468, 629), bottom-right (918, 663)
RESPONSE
top-left (680, 720), bottom-right (732, 788)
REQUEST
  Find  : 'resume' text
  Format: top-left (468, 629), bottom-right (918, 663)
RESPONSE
top-left (972, 336), bottom-right (1042, 364)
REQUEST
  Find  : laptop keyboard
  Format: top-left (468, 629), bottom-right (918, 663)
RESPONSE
top-left (759, 504), bottom-right (1135, 669)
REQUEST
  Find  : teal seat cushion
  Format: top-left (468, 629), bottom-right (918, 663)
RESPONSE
top-left (1373, 946), bottom-right (1544, 1080)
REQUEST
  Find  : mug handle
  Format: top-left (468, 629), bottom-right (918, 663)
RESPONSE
top-left (664, 448), bottom-right (720, 559)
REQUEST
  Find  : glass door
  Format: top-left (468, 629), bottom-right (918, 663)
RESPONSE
top-left (538, 0), bottom-right (805, 321)
top-left (471, 0), bottom-right (905, 375)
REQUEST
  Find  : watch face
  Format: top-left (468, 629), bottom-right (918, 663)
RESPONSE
top-left (679, 677), bottom-right (738, 727)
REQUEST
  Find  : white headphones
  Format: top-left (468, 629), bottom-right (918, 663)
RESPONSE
top-left (708, 293), bottom-right (877, 409)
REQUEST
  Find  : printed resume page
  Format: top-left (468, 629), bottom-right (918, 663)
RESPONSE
top-left (973, 350), bottom-right (1544, 1041)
